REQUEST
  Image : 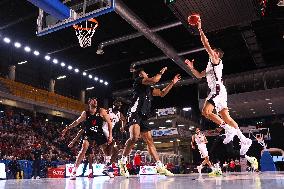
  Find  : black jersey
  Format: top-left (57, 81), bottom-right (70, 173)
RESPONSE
top-left (84, 110), bottom-right (104, 136)
top-left (128, 77), bottom-right (153, 116)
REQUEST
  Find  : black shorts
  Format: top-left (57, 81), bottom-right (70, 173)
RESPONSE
top-left (83, 132), bottom-right (108, 146)
top-left (126, 112), bottom-right (151, 132)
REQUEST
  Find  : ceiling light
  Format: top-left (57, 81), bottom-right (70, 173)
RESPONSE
top-left (272, 110), bottom-right (275, 112)
top-left (45, 55), bottom-right (51, 61)
top-left (94, 77), bottom-right (98, 81)
top-left (104, 81), bottom-right (108, 86)
top-left (60, 62), bottom-right (65, 67)
top-left (53, 59), bottom-right (58, 64)
top-left (33, 50), bottom-right (40, 56)
top-left (14, 42), bottom-right (21, 48)
top-left (45, 119), bottom-right (48, 122)
top-left (24, 46), bottom-right (31, 52)
top-left (86, 87), bottom-right (95, 90)
top-left (154, 142), bottom-right (162, 144)
top-left (265, 98), bottom-right (270, 101)
top-left (74, 68), bottom-right (79, 73)
top-left (83, 72), bottom-right (87, 76)
top-left (166, 120), bottom-right (172, 123)
top-left (178, 124), bottom-right (184, 127)
top-left (250, 108), bottom-right (254, 111)
top-left (3, 37), bottom-right (11, 43)
top-left (56, 75), bottom-right (66, 80)
top-left (253, 112), bottom-right (256, 114)
top-left (68, 65), bottom-right (73, 70)
top-left (177, 139), bottom-right (181, 142)
top-left (170, 141), bottom-right (173, 143)
top-left (182, 107), bottom-right (191, 111)
top-left (159, 127), bottom-right (166, 129)
top-left (149, 122), bottom-right (154, 125)
top-left (18, 61), bottom-right (27, 65)
top-left (244, 101), bottom-right (248, 104)
top-left (99, 79), bottom-right (103, 83)
top-left (268, 102), bottom-right (272, 105)
top-left (88, 74), bottom-right (93, 79)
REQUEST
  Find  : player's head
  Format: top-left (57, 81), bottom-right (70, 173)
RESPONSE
top-left (113, 100), bottom-right (122, 111)
top-left (195, 128), bottom-right (200, 134)
top-left (213, 48), bottom-right (224, 59)
top-left (88, 97), bottom-right (98, 112)
top-left (133, 67), bottom-right (148, 79)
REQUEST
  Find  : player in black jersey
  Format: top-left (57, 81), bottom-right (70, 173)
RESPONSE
top-left (118, 67), bottom-right (181, 177)
top-left (62, 98), bottom-right (113, 180)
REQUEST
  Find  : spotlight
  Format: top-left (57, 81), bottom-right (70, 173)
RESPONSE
top-left (99, 79), bottom-right (103, 83)
top-left (60, 62), bottom-right (65, 67)
top-left (74, 68), bottom-right (79, 73)
top-left (44, 55), bottom-right (51, 61)
top-left (52, 59), bottom-right (58, 64)
top-left (94, 77), bottom-right (98, 81)
top-left (82, 72), bottom-right (87, 76)
top-left (3, 37), bottom-right (11, 43)
top-left (68, 65), bottom-right (73, 70)
top-left (33, 50), bottom-right (40, 56)
top-left (104, 81), bottom-right (108, 86)
top-left (24, 46), bottom-right (31, 52)
top-left (14, 42), bottom-right (21, 48)
top-left (88, 75), bottom-right (93, 79)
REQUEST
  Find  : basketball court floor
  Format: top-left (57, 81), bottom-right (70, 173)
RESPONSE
top-left (1, 172), bottom-right (284, 189)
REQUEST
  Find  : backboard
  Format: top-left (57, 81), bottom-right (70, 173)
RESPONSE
top-left (27, 0), bottom-right (115, 36)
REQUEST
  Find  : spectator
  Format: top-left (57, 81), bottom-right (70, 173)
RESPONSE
top-left (31, 144), bottom-right (43, 179)
top-left (229, 159), bottom-right (236, 172)
top-left (7, 156), bottom-right (22, 179)
top-left (133, 150), bottom-right (142, 175)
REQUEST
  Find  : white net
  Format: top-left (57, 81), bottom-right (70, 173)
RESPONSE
top-left (74, 20), bottom-right (97, 48)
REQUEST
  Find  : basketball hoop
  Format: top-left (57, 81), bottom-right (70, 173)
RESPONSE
top-left (73, 18), bottom-right (98, 48)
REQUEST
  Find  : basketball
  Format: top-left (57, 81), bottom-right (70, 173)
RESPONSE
top-left (188, 14), bottom-right (200, 26)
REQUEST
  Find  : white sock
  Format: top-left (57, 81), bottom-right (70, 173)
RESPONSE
top-left (105, 156), bottom-right (111, 163)
top-left (156, 161), bottom-right (163, 168)
top-left (236, 129), bottom-right (247, 142)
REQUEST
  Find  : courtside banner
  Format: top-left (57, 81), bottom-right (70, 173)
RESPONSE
top-left (152, 128), bottom-right (178, 137)
top-left (66, 164), bottom-right (105, 176)
top-left (156, 107), bottom-right (176, 116)
top-left (47, 167), bottom-right (65, 178)
top-left (0, 163), bottom-right (6, 179)
top-left (139, 166), bottom-right (157, 175)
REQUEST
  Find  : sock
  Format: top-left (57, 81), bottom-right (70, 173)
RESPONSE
top-left (72, 167), bottom-right (77, 174)
top-left (105, 156), bottom-right (111, 164)
top-left (236, 129), bottom-right (247, 142)
top-left (156, 161), bottom-right (163, 168)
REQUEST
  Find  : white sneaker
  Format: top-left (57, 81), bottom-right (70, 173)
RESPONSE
top-left (240, 138), bottom-right (252, 155)
top-left (118, 160), bottom-right (129, 178)
top-left (197, 165), bottom-right (203, 174)
top-left (31, 176), bottom-right (35, 179)
top-left (223, 125), bottom-right (236, 144)
top-left (36, 176), bottom-right (40, 179)
top-left (156, 165), bottom-right (174, 176)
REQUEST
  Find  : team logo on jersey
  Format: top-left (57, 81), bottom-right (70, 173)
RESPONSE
top-left (92, 120), bottom-right (97, 126)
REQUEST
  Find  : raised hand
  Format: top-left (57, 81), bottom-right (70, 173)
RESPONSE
top-left (185, 59), bottom-right (195, 70)
top-left (173, 74), bottom-right (181, 84)
top-left (160, 67), bottom-right (168, 75)
top-left (197, 17), bottom-right (201, 30)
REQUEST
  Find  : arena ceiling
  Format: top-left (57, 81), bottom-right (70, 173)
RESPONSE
top-left (0, 0), bottom-right (283, 114)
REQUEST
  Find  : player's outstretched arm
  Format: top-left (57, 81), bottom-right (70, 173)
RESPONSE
top-left (152, 74), bottom-right (181, 97)
top-left (62, 111), bottom-right (86, 138)
top-left (185, 59), bottom-right (205, 79)
top-left (142, 67), bottom-right (167, 85)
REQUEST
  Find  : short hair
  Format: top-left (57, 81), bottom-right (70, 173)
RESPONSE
top-left (88, 97), bottom-right (97, 105)
top-left (214, 48), bottom-right (224, 59)
top-left (132, 67), bottom-right (144, 79)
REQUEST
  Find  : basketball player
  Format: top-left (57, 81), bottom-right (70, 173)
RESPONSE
top-left (191, 128), bottom-right (215, 175)
top-left (185, 17), bottom-right (252, 156)
top-left (61, 98), bottom-right (113, 180)
top-left (118, 67), bottom-right (181, 177)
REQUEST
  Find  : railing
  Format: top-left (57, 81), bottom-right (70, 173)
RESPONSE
top-left (0, 77), bottom-right (86, 112)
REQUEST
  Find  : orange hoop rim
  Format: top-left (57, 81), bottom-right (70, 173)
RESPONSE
top-left (73, 18), bottom-right (99, 31)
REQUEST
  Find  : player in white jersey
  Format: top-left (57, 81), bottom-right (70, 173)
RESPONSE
top-left (191, 128), bottom-right (214, 175)
top-left (185, 17), bottom-right (252, 156)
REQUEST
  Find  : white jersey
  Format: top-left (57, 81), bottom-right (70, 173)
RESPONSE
top-left (194, 133), bottom-right (206, 145)
top-left (102, 108), bottom-right (121, 137)
top-left (205, 59), bottom-right (225, 93)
